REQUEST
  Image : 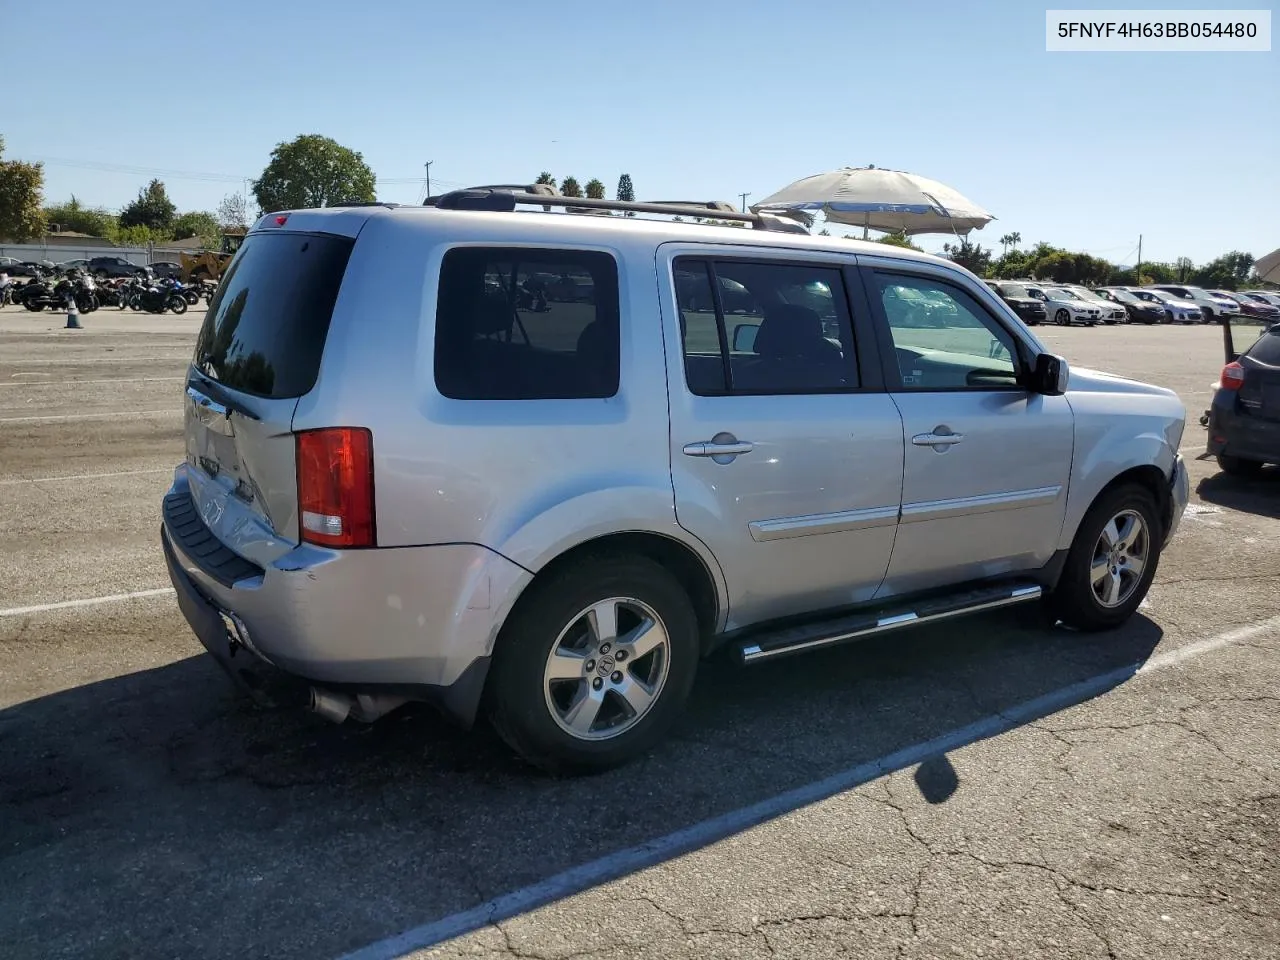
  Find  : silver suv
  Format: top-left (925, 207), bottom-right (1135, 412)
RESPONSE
top-left (161, 185), bottom-right (1190, 773)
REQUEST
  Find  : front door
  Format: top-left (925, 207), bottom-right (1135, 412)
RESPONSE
top-left (661, 247), bottom-right (904, 630)
top-left (861, 263), bottom-right (1075, 598)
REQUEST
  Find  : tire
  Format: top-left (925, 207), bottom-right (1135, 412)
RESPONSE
top-left (1217, 454), bottom-right (1265, 478)
top-left (24, 300), bottom-right (43, 312)
top-left (1055, 309), bottom-right (1071, 326)
top-left (487, 554), bottom-right (700, 774)
top-left (1050, 483), bottom-right (1162, 632)
top-left (167, 295), bottom-right (187, 315)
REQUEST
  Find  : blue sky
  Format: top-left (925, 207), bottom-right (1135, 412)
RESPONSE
top-left (3, 0), bottom-right (1276, 264)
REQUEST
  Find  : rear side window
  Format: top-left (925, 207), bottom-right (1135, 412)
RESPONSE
top-left (434, 247), bottom-right (620, 400)
top-left (1246, 330), bottom-right (1280, 366)
top-left (193, 232), bottom-right (354, 398)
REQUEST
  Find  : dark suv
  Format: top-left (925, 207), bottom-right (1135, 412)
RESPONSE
top-left (89, 257), bottom-right (151, 279)
top-left (986, 280), bottom-right (1047, 326)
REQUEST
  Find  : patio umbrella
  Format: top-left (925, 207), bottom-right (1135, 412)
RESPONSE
top-left (752, 165), bottom-right (995, 238)
top-left (1253, 247), bottom-right (1280, 284)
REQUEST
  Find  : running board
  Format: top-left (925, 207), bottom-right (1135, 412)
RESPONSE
top-left (736, 581), bottom-right (1043, 664)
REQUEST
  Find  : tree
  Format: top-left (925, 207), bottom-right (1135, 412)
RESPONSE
top-left (217, 192), bottom-right (250, 229)
top-left (616, 173), bottom-right (635, 202)
top-left (535, 171), bottom-right (556, 186)
top-left (560, 176), bottom-right (582, 198)
top-left (1175, 256), bottom-right (1194, 282)
top-left (252, 134), bottom-right (376, 211)
top-left (171, 210), bottom-right (220, 241)
top-left (1006, 231), bottom-right (1021, 251)
top-left (0, 135), bottom-right (46, 242)
top-left (585, 178), bottom-right (606, 200)
top-left (998, 233), bottom-right (1014, 255)
top-left (942, 237), bottom-right (993, 276)
top-left (874, 230), bottom-right (922, 251)
top-left (119, 179), bottom-right (176, 235)
top-left (1194, 251), bottom-right (1254, 290)
top-left (44, 195), bottom-right (115, 237)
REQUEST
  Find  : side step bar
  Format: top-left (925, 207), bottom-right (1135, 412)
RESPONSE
top-left (736, 581), bottom-right (1043, 664)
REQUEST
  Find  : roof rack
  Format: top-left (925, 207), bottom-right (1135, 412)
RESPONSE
top-left (422, 183), bottom-right (798, 231)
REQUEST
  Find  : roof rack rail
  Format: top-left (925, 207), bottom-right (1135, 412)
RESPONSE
top-left (423, 184), bottom-right (793, 230)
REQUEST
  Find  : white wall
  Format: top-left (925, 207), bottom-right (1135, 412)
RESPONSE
top-left (0, 242), bottom-right (191, 265)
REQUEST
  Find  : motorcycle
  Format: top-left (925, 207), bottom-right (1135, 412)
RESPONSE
top-left (20, 274), bottom-right (97, 313)
top-left (129, 279), bottom-right (188, 315)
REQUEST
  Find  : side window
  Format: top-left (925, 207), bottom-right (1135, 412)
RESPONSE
top-left (1246, 330), bottom-right (1280, 366)
top-left (873, 272), bottom-right (1020, 391)
top-left (674, 257), bottom-right (859, 395)
top-left (434, 247), bottom-right (619, 400)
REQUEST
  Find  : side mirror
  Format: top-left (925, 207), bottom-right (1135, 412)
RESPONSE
top-left (1029, 353), bottom-right (1069, 396)
top-left (731, 323), bottom-right (758, 352)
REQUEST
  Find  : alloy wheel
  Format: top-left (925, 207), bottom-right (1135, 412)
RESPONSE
top-left (1090, 509), bottom-right (1149, 608)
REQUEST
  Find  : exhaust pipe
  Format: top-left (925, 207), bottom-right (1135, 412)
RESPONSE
top-left (309, 688), bottom-right (352, 724)
top-left (308, 687), bottom-right (408, 724)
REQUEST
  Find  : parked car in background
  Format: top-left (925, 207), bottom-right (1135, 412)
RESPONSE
top-left (1031, 286), bottom-right (1102, 326)
top-left (1208, 289), bottom-right (1280, 322)
top-left (1, 258), bottom-right (56, 277)
top-left (159, 188), bottom-right (1188, 771)
top-left (985, 280), bottom-right (1047, 325)
top-left (57, 258), bottom-right (93, 274)
top-left (149, 260), bottom-right (182, 280)
top-left (1240, 290), bottom-right (1280, 311)
top-left (1060, 284), bottom-right (1126, 324)
top-left (1149, 284), bottom-right (1240, 323)
top-left (88, 256), bottom-right (150, 279)
top-left (1127, 287), bottom-right (1204, 324)
top-left (1094, 286), bottom-right (1166, 324)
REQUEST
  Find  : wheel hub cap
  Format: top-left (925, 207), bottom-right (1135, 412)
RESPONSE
top-left (595, 654), bottom-right (616, 678)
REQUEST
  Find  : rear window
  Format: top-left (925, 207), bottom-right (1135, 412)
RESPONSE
top-left (193, 231), bottom-right (354, 398)
top-left (1246, 330), bottom-right (1280, 366)
top-left (433, 246), bottom-right (620, 400)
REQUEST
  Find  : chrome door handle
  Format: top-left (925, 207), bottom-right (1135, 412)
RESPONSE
top-left (912, 432), bottom-right (964, 446)
top-left (683, 440), bottom-right (754, 457)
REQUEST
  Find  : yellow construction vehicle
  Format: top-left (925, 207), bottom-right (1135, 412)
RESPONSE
top-left (179, 229), bottom-right (246, 282)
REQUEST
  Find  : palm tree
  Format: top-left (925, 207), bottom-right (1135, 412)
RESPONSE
top-left (1008, 231), bottom-right (1022, 251)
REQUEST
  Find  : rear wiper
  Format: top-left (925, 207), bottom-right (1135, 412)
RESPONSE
top-left (186, 372), bottom-right (261, 421)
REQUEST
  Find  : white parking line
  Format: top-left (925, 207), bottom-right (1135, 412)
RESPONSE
top-left (335, 615), bottom-right (1280, 960)
top-left (0, 587), bottom-right (175, 618)
top-left (0, 468), bottom-right (170, 486)
top-left (0, 409), bottom-right (180, 424)
top-left (0, 376), bottom-right (184, 387)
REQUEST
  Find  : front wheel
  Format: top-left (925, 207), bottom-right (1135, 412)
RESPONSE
top-left (1055, 308), bottom-right (1071, 326)
top-left (166, 295), bottom-right (187, 315)
top-left (487, 554), bottom-right (700, 774)
top-left (1050, 484), bottom-right (1161, 631)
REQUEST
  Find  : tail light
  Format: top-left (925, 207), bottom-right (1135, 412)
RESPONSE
top-left (296, 428), bottom-right (375, 548)
top-left (1220, 361), bottom-right (1245, 391)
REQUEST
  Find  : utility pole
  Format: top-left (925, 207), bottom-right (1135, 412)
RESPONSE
top-left (1136, 234), bottom-right (1142, 284)
top-left (739, 192), bottom-right (751, 213)
top-left (424, 161), bottom-right (433, 202)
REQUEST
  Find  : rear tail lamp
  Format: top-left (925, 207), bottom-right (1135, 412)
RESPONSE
top-left (1220, 361), bottom-right (1245, 391)
top-left (296, 428), bottom-right (375, 548)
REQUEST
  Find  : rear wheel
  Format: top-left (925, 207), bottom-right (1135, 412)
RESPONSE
top-left (487, 554), bottom-right (700, 774)
top-left (1217, 454), bottom-right (1266, 478)
top-left (1050, 484), bottom-right (1161, 631)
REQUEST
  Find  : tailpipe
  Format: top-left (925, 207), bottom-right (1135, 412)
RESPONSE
top-left (308, 687), bottom-right (408, 724)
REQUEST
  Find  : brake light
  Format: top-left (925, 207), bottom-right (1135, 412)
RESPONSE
top-left (274, 215), bottom-right (289, 226)
top-left (1220, 362), bottom-right (1245, 391)
top-left (296, 428), bottom-right (375, 548)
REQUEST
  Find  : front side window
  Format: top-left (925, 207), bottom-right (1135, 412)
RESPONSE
top-left (675, 258), bottom-right (858, 395)
top-left (873, 272), bottom-right (1020, 391)
top-left (434, 247), bottom-right (620, 400)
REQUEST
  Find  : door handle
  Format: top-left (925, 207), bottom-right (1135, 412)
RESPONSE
top-left (683, 440), bottom-right (754, 457)
top-left (912, 432), bottom-right (965, 446)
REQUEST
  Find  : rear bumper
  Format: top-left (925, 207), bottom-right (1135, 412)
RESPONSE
top-left (1166, 454), bottom-right (1190, 544)
top-left (1207, 403), bottom-right (1280, 465)
top-left (161, 467), bottom-right (532, 724)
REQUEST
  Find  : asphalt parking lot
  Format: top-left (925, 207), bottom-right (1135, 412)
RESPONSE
top-left (1, 308), bottom-right (1277, 960)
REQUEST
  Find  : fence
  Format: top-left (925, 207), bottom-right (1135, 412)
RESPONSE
top-left (0, 242), bottom-right (195, 267)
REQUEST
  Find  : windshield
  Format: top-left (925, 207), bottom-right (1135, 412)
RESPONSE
top-left (1106, 289), bottom-right (1139, 303)
top-left (1049, 288), bottom-right (1079, 300)
top-left (1001, 283), bottom-right (1032, 297)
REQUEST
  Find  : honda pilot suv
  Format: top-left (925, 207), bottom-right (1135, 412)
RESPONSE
top-left (161, 185), bottom-right (1190, 773)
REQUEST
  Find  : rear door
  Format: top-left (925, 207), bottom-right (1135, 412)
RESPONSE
top-left (183, 227), bottom-right (356, 567)
top-left (661, 245), bottom-right (904, 629)
top-left (1237, 327), bottom-right (1280, 433)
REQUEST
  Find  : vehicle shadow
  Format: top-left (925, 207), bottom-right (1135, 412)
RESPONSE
top-left (0, 610), bottom-right (1164, 960)
top-left (1196, 469), bottom-right (1280, 520)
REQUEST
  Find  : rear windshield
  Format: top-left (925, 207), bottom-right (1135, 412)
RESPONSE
top-left (1246, 330), bottom-right (1280, 366)
top-left (193, 231), bottom-right (354, 398)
